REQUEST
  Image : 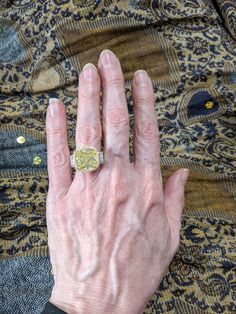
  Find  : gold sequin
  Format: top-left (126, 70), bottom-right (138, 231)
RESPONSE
top-left (16, 136), bottom-right (26, 144)
top-left (33, 156), bottom-right (42, 165)
top-left (205, 101), bottom-right (214, 109)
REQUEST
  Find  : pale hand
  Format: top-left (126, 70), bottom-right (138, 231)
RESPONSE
top-left (45, 50), bottom-right (189, 314)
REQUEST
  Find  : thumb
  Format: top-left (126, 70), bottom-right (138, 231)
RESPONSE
top-left (164, 168), bottom-right (189, 247)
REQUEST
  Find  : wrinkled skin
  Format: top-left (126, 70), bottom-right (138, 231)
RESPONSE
top-left (45, 50), bottom-right (189, 314)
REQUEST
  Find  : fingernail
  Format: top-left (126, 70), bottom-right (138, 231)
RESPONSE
top-left (100, 49), bottom-right (117, 67)
top-left (181, 169), bottom-right (190, 186)
top-left (134, 70), bottom-right (149, 85)
top-left (49, 98), bottom-right (60, 117)
top-left (83, 63), bottom-right (98, 81)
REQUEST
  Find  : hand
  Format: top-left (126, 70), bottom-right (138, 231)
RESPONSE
top-left (45, 49), bottom-right (189, 314)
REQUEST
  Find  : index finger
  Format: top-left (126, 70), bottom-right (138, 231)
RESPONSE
top-left (131, 70), bottom-right (161, 176)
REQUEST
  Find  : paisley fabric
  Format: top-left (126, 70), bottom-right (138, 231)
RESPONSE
top-left (0, 0), bottom-right (236, 313)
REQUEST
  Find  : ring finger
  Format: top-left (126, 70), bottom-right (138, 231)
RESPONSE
top-left (74, 63), bottom-right (102, 182)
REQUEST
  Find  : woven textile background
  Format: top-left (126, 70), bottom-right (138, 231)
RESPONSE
top-left (0, 0), bottom-right (236, 313)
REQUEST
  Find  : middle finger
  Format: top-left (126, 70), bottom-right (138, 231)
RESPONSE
top-left (98, 50), bottom-right (130, 166)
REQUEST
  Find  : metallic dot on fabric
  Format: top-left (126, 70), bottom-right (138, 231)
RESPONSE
top-left (205, 101), bottom-right (214, 110)
top-left (33, 156), bottom-right (42, 165)
top-left (16, 136), bottom-right (26, 144)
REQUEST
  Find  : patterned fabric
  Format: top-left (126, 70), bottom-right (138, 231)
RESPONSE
top-left (0, 0), bottom-right (236, 313)
top-left (213, 0), bottom-right (236, 40)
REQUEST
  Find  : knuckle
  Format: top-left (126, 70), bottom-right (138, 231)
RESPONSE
top-left (111, 182), bottom-right (130, 200)
top-left (135, 94), bottom-right (154, 106)
top-left (46, 127), bottom-right (66, 146)
top-left (105, 108), bottom-right (129, 125)
top-left (79, 124), bottom-right (101, 142)
top-left (103, 75), bottom-right (123, 87)
top-left (80, 86), bottom-right (99, 100)
top-left (49, 150), bottom-right (70, 168)
top-left (146, 182), bottom-right (160, 200)
top-left (145, 182), bottom-right (156, 199)
top-left (136, 121), bottom-right (159, 141)
top-left (46, 127), bottom-right (64, 137)
top-left (142, 180), bottom-right (164, 208)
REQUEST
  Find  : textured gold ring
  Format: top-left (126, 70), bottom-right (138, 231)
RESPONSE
top-left (70, 145), bottom-right (105, 172)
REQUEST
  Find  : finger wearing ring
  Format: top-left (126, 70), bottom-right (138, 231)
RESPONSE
top-left (74, 63), bottom-right (103, 174)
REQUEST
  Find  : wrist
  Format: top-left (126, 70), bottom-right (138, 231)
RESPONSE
top-left (50, 286), bottom-right (146, 314)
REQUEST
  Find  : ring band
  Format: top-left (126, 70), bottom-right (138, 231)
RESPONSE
top-left (70, 145), bottom-right (104, 172)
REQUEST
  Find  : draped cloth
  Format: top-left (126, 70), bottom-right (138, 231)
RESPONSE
top-left (0, 1), bottom-right (236, 313)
